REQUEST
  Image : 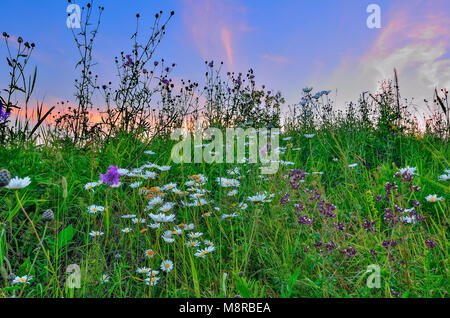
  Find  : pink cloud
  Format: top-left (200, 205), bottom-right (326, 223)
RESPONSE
top-left (221, 28), bottom-right (233, 66)
top-left (181, 0), bottom-right (251, 68)
top-left (320, 0), bottom-right (450, 116)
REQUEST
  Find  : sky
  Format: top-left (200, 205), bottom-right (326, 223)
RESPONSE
top-left (1, 0), bottom-right (450, 120)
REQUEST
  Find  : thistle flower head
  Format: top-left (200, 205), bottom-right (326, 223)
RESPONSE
top-left (100, 166), bottom-right (120, 186)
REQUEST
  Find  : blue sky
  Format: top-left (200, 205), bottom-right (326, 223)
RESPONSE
top-left (1, 0), bottom-right (449, 117)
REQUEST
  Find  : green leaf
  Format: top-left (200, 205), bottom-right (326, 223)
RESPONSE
top-left (57, 225), bottom-right (74, 249)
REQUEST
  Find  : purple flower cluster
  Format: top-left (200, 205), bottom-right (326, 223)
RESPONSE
top-left (100, 165), bottom-right (120, 186)
top-left (333, 221), bottom-right (345, 231)
top-left (0, 102), bottom-right (10, 122)
top-left (125, 54), bottom-right (133, 67)
top-left (297, 213), bottom-right (313, 225)
top-left (425, 239), bottom-right (436, 249)
top-left (384, 181), bottom-right (398, 198)
top-left (317, 200), bottom-right (336, 218)
top-left (339, 246), bottom-right (358, 258)
top-left (280, 192), bottom-right (290, 205)
top-left (394, 170), bottom-right (421, 193)
top-left (324, 241), bottom-right (337, 251)
top-left (382, 239), bottom-right (398, 249)
top-left (362, 219), bottom-right (376, 232)
top-left (288, 169), bottom-right (306, 190)
top-left (305, 187), bottom-right (321, 200)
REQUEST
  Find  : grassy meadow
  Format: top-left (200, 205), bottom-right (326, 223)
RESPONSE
top-left (0, 126), bottom-right (448, 298)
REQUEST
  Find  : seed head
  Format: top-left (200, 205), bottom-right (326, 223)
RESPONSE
top-left (0, 169), bottom-right (11, 187)
top-left (42, 209), bottom-right (54, 223)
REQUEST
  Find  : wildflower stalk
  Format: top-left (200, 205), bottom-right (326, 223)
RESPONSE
top-left (14, 191), bottom-right (63, 296)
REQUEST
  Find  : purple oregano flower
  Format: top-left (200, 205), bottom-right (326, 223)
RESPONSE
top-left (100, 166), bottom-right (120, 186)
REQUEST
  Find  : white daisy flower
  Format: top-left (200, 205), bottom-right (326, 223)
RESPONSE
top-left (140, 171), bottom-right (158, 180)
top-left (170, 228), bottom-right (183, 236)
top-left (89, 231), bottom-right (104, 237)
top-left (186, 240), bottom-right (200, 248)
top-left (145, 197), bottom-right (164, 210)
top-left (247, 193), bottom-right (267, 202)
top-left (149, 213), bottom-right (176, 223)
top-left (159, 202), bottom-right (176, 213)
top-left (304, 134), bottom-right (315, 139)
top-left (148, 270), bottom-right (159, 277)
top-left (190, 198), bottom-right (209, 207)
top-left (190, 192), bottom-right (204, 200)
top-left (162, 231), bottom-right (175, 243)
top-left (5, 176), bottom-right (31, 190)
top-left (227, 168), bottom-right (240, 175)
top-left (144, 150), bottom-right (156, 155)
top-left (184, 223), bottom-right (195, 230)
top-left (238, 202), bottom-right (248, 210)
top-left (84, 181), bottom-right (101, 191)
top-left (121, 227), bottom-right (132, 234)
top-left (171, 188), bottom-right (182, 194)
top-left (88, 205), bottom-right (105, 214)
top-left (217, 177), bottom-right (240, 188)
top-left (161, 260), bottom-right (174, 272)
top-left (100, 274), bottom-right (110, 284)
top-left (129, 181), bottom-right (143, 188)
top-left (425, 194), bottom-right (443, 203)
top-left (12, 275), bottom-right (32, 284)
top-left (145, 276), bottom-right (160, 286)
top-left (144, 249), bottom-right (155, 258)
top-left (188, 232), bottom-right (203, 239)
top-left (348, 163), bottom-right (358, 168)
top-left (221, 213), bottom-right (239, 220)
top-left (137, 267), bottom-right (151, 274)
top-left (228, 190), bottom-right (238, 197)
top-left (164, 183), bottom-right (177, 190)
top-left (132, 218), bottom-right (146, 224)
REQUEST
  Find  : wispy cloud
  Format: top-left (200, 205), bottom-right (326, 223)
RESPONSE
top-left (261, 54), bottom-right (290, 64)
top-left (181, 0), bottom-right (251, 68)
top-left (320, 0), bottom-right (450, 114)
top-left (221, 28), bottom-right (233, 66)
